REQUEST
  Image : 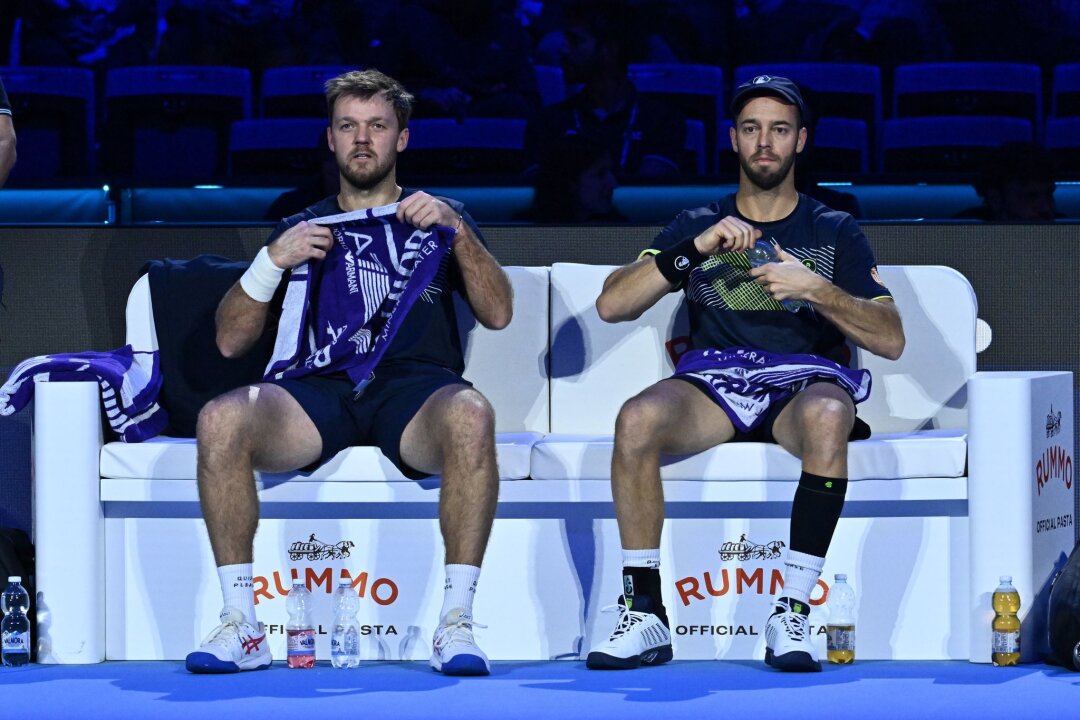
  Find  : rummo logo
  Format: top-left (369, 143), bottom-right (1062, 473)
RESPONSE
top-left (676, 535), bottom-right (828, 607)
top-left (254, 567), bottom-right (399, 606)
top-left (288, 533), bottom-right (354, 561)
top-left (1036, 446), bottom-right (1073, 496)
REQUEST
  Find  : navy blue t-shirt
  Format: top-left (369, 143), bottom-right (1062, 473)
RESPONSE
top-left (266, 189), bottom-right (482, 374)
top-left (0, 77), bottom-right (10, 116)
top-left (644, 193), bottom-right (892, 364)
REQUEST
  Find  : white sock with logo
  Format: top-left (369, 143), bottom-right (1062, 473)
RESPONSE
top-left (441, 564), bottom-right (480, 622)
top-left (622, 548), bottom-right (661, 569)
top-left (218, 563), bottom-right (258, 625)
top-left (781, 550), bottom-right (825, 605)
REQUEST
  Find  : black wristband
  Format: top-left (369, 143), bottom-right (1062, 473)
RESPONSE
top-left (653, 237), bottom-right (707, 284)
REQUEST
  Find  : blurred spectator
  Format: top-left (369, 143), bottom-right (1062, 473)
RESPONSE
top-left (158, 0), bottom-right (301, 70)
top-left (0, 76), bottom-right (16, 187)
top-left (936, 0), bottom-right (1074, 66)
top-left (17, 0), bottom-right (160, 69)
top-left (515, 132), bottom-right (625, 223)
top-left (264, 129), bottom-right (339, 221)
top-left (733, 0), bottom-right (866, 65)
top-left (524, 2), bottom-right (686, 179)
top-left (378, 0), bottom-right (539, 119)
top-left (954, 142), bottom-right (1059, 221)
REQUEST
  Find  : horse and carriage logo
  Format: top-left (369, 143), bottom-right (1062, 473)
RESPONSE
top-left (1047, 406), bottom-right (1062, 438)
top-left (289, 533), bottom-right (355, 561)
top-left (718, 534), bottom-right (785, 561)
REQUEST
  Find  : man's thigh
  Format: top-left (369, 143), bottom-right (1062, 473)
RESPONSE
top-left (239, 383), bottom-right (323, 473)
top-left (636, 377), bottom-right (739, 455)
top-left (770, 381), bottom-right (855, 459)
top-left (398, 383), bottom-right (485, 476)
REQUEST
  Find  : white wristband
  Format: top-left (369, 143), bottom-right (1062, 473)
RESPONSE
top-left (240, 246), bottom-right (285, 303)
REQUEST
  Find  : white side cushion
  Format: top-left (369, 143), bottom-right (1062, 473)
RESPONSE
top-left (101, 432), bottom-right (541, 481)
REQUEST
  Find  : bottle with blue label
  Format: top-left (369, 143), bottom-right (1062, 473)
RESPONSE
top-left (286, 581), bottom-right (316, 669)
top-left (746, 239), bottom-right (807, 312)
top-left (330, 581), bottom-right (361, 669)
top-left (1, 576), bottom-right (30, 667)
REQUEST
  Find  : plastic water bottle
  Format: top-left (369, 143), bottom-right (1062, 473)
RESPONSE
top-left (826, 573), bottom-right (856, 664)
top-left (330, 581), bottom-right (361, 669)
top-left (286, 581), bottom-right (316, 669)
top-left (746, 239), bottom-right (806, 312)
top-left (992, 575), bottom-right (1021, 666)
top-left (1, 576), bottom-right (31, 667)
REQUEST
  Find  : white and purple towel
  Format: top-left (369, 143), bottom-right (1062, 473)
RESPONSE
top-left (0, 345), bottom-right (168, 442)
top-left (674, 347), bottom-right (871, 433)
top-left (265, 202), bottom-right (454, 384)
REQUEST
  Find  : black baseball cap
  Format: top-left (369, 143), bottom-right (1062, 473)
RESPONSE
top-left (730, 75), bottom-right (808, 124)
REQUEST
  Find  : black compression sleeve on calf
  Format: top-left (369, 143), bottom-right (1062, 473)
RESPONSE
top-left (789, 471), bottom-right (848, 558)
top-left (652, 237), bottom-right (707, 285)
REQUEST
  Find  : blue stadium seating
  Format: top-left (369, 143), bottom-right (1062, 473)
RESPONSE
top-left (260, 65), bottom-right (353, 118)
top-left (0, 66), bottom-right (95, 179)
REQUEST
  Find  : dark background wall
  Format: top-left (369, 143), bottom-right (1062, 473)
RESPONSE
top-left (0, 222), bottom-right (1077, 534)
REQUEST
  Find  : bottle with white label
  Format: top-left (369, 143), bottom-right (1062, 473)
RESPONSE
top-left (330, 581), bottom-right (361, 669)
top-left (1, 576), bottom-right (30, 667)
top-left (286, 581), bottom-right (316, 669)
top-left (992, 575), bottom-right (1021, 666)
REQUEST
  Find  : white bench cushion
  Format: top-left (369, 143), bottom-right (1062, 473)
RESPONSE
top-left (531, 428), bottom-right (966, 487)
top-left (101, 432), bottom-right (541, 481)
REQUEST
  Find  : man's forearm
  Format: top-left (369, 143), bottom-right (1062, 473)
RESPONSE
top-left (215, 282), bottom-right (272, 358)
top-left (454, 226), bottom-right (513, 330)
top-left (809, 283), bottom-right (905, 360)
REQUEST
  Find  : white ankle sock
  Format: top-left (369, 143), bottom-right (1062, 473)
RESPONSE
top-left (440, 564), bottom-right (480, 621)
top-left (782, 550), bottom-right (825, 604)
top-left (622, 548), bottom-right (661, 569)
top-left (218, 563), bottom-right (257, 624)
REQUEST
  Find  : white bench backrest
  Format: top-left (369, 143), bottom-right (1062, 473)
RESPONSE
top-left (549, 263), bottom-right (976, 435)
top-left (126, 266), bottom-right (551, 434)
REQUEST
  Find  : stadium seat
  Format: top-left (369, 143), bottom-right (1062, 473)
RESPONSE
top-left (628, 64), bottom-right (724, 173)
top-left (0, 66), bottom-right (95, 179)
top-left (811, 118), bottom-right (870, 175)
top-left (893, 63), bottom-right (1042, 132)
top-left (103, 66), bottom-right (252, 180)
top-left (1051, 63), bottom-right (1080, 118)
top-left (397, 118), bottom-right (527, 179)
top-left (261, 65), bottom-right (353, 118)
top-left (880, 116), bottom-right (1032, 175)
top-left (228, 118), bottom-right (329, 178)
top-left (1044, 117), bottom-right (1080, 178)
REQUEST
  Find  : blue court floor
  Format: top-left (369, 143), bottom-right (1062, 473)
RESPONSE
top-left (0, 660), bottom-right (1077, 720)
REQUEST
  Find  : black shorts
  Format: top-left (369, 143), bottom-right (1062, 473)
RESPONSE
top-left (271, 363), bottom-right (471, 479)
top-left (676, 376), bottom-right (870, 444)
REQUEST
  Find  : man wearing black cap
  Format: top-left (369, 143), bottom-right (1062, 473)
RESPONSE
top-left (586, 75), bottom-right (904, 672)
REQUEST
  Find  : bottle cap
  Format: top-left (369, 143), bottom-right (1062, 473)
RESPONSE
top-left (7, 576), bottom-right (20, 583)
top-left (835, 573), bottom-right (847, 582)
top-left (1000, 575), bottom-right (1012, 583)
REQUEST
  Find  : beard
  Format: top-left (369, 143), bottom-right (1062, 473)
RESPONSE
top-left (339, 151), bottom-right (396, 191)
top-left (739, 150), bottom-right (796, 191)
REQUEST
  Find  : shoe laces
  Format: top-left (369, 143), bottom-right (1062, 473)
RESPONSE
top-left (773, 600), bottom-right (809, 641)
top-left (200, 618), bottom-right (243, 651)
top-left (600, 603), bottom-right (648, 640)
top-left (435, 615), bottom-right (487, 649)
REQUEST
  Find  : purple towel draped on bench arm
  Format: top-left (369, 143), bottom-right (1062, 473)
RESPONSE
top-left (264, 202), bottom-right (455, 385)
top-left (0, 345), bottom-right (168, 442)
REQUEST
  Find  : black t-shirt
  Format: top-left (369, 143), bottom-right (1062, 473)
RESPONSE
top-left (0, 77), bottom-right (11, 116)
top-left (645, 193), bottom-right (892, 364)
top-left (266, 189), bottom-right (483, 374)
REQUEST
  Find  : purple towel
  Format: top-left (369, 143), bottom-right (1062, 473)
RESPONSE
top-left (674, 346), bottom-right (871, 433)
top-left (0, 345), bottom-right (168, 442)
top-left (265, 202), bottom-right (454, 384)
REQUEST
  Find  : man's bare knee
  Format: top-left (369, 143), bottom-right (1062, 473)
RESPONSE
top-left (441, 390), bottom-right (496, 454)
top-left (614, 393), bottom-right (667, 455)
top-left (197, 393), bottom-right (254, 456)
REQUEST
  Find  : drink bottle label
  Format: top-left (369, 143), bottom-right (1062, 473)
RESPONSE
top-left (2, 630), bottom-right (28, 652)
top-left (827, 625), bottom-right (855, 652)
top-left (992, 630), bottom-right (1020, 653)
top-left (287, 629), bottom-right (316, 656)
